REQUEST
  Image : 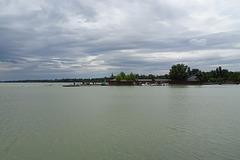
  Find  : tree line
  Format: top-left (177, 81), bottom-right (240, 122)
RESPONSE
top-left (2, 64), bottom-right (239, 83)
top-left (169, 63), bottom-right (240, 83)
top-left (201, 66), bottom-right (240, 83)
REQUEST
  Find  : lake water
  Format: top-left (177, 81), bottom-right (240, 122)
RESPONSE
top-left (0, 83), bottom-right (240, 160)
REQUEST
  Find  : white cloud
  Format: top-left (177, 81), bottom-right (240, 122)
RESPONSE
top-left (189, 39), bottom-right (207, 46)
top-left (0, 62), bottom-right (21, 71)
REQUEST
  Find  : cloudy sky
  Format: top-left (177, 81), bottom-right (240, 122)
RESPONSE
top-left (1, 0), bottom-right (240, 80)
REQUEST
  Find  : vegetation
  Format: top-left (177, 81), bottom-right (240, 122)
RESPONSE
top-left (168, 64), bottom-right (239, 83)
top-left (115, 72), bottom-right (136, 81)
top-left (169, 64), bottom-right (189, 80)
top-left (201, 66), bottom-right (240, 83)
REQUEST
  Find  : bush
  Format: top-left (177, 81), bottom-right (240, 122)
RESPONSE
top-left (209, 78), bottom-right (216, 82)
top-left (216, 77), bottom-right (223, 83)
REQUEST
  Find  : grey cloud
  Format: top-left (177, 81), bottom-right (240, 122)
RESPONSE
top-left (1, 0), bottom-right (240, 80)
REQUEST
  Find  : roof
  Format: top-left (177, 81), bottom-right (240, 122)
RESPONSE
top-left (109, 79), bottom-right (133, 82)
top-left (135, 79), bottom-right (152, 82)
top-left (155, 79), bottom-right (169, 82)
top-left (136, 79), bottom-right (170, 82)
top-left (187, 76), bottom-right (200, 81)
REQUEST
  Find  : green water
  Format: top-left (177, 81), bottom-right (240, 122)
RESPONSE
top-left (0, 83), bottom-right (240, 160)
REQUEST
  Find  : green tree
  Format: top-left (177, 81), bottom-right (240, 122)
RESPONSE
top-left (188, 67), bottom-right (191, 75)
top-left (169, 64), bottom-right (189, 80)
top-left (115, 72), bottom-right (136, 81)
top-left (222, 69), bottom-right (228, 80)
top-left (191, 69), bottom-right (200, 75)
top-left (216, 67), bottom-right (219, 77)
top-left (115, 74), bottom-right (123, 81)
top-left (216, 77), bottom-right (223, 83)
top-left (210, 70), bottom-right (217, 78)
top-left (120, 72), bottom-right (125, 79)
top-left (125, 75), bottom-right (131, 81)
top-left (219, 66), bottom-right (222, 77)
top-left (129, 72), bottom-right (136, 81)
top-left (209, 78), bottom-right (216, 82)
top-left (201, 72), bottom-right (208, 82)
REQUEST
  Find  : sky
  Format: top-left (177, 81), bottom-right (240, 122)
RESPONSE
top-left (1, 0), bottom-right (240, 80)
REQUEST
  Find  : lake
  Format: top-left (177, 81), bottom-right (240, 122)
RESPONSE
top-left (0, 83), bottom-right (240, 160)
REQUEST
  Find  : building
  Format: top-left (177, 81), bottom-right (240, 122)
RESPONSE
top-left (135, 79), bottom-right (153, 85)
top-left (135, 79), bottom-right (170, 85)
top-left (108, 79), bottom-right (134, 85)
top-left (169, 76), bottom-right (201, 85)
top-left (155, 79), bottom-right (170, 84)
top-left (109, 76), bottom-right (201, 85)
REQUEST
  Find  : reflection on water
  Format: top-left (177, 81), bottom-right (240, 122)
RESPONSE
top-left (0, 83), bottom-right (240, 160)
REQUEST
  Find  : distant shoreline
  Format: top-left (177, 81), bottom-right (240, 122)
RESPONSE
top-left (1, 81), bottom-right (239, 86)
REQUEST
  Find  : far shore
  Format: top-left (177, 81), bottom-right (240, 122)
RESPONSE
top-left (1, 81), bottom-right (239, 86)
